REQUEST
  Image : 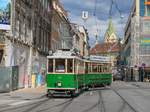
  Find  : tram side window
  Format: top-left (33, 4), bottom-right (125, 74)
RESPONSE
top-left (98, 65), bottom-right (102, 73)
top-left (92, 64), bottom-right (98, 73)
top-left (67, 59), bottom-right (73, 73)
top-left (103, 66), bottom-right (109, 72)
top-left (99, 65), bottom-right (102, 72)
top-left (48, 59), bottom-right (53, 72)
top-left (88, 63), bottom-right (92, 73)
top-left (55, 59), bottom-right (65, 73)
top-left (85, 62), bottom-right (88, 73)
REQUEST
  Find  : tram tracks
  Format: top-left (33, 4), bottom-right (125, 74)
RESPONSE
top-left (111, 88), bottom-right (139, 112)
top-left (36, 98), bottom-right (74, 112)
top-left (0, 97), bottom-right (75, 112)
top-left (0, 97), bottom-right (50, 112)
top-left (81, 90), bottom-right (106, 112)
top-left (98, 90), bottom-right (106, 112)
top-left (0, 86), bottom-right (143, 112)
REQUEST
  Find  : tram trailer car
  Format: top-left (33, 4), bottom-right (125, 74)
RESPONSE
top-left (46, 51), bottom-right (112, 97)
top-left (85, 60), bottom-right (112, 88)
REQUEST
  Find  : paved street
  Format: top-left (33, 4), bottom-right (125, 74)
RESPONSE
top-left (0, 81), bottom-right (150, 112)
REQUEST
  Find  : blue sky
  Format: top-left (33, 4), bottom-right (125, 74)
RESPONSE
top-left (60, 0), bottom-right (134, 46)
top-left (0, 0), bottom-right (10, 10)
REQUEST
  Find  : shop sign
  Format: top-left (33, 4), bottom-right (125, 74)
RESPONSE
top-left (140, 37), bottom-right (150, 45)
top-left (142, 20), bottom-right (150, 34)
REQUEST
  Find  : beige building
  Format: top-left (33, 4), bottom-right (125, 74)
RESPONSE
top-left (50, 0), bottom-right (73, 51)
top-left (78, 26), bottom-right (90, 56)
top-left (71, 25), bottom-right (90, 57)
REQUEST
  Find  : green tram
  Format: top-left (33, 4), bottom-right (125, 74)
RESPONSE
top-left (46, 50), bottom-right (112, 97)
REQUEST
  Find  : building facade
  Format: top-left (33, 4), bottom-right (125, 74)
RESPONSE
top-left (123, 0), bottom-right (150, 81)
top-left (0, 0), bottom-right (51, 88)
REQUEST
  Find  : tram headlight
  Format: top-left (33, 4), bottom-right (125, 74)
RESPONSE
top-left (57, 82), bottom-right (62, 87)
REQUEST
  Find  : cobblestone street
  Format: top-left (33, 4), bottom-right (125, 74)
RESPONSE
top-left (0, 81), bottom-right (150, 112)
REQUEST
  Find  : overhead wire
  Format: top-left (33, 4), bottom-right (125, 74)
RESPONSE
top-left (109, 0), bottom-right (114, 18)
top-left (93, 0), bottom-right (99, 36)
top-left (93, 0), bottom-right (124, 40)
top-left (113, 0), bottom-right (123, 18)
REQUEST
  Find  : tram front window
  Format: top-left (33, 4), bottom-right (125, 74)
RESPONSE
top-left (55, 59), bottom-right (65, 73)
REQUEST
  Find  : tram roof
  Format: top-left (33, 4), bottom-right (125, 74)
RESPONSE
top-left (85, 60), bottom-right (111, 64)
top-left (47, 50), bottom-right (111, 64)
top-left (47, 55), bottom-right (79, 59)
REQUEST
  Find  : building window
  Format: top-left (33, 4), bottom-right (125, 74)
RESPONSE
top-left (0, 50), bottom-right (3, 64)
top-left (147, 5), bottom-right (150, 16)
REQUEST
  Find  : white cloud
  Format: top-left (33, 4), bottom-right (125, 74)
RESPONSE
top-left (70, 13), bottom-right (128, 45)
top-left (60, 0), bottom-right (131, 46)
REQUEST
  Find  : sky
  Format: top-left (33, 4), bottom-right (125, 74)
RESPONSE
top-left (60, 0), bottom-right (134, 47)
top-left (0, 0), bottom-right (10, 10)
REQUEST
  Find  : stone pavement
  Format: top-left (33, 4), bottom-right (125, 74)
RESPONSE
top-left (111, 81), bottom-right (150, 89)
top-left (0, 85), bottom-right (46, 100)
top-left (130, 82), bottom-right (150, 88)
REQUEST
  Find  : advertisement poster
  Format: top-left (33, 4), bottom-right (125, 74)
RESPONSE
top-left (0, 0), bottom-right (11, 30)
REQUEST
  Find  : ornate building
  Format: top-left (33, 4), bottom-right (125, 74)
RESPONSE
top-left (104, 18), bottom-right (118, 43)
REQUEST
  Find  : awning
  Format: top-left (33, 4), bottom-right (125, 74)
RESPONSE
top-left (145, 2), bottom-right (150, 5)
top-left (0, 44), bottom-right (5, 49)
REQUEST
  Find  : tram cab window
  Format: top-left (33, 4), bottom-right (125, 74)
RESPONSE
top-left (55, 59), bottom-right (65, 73)
top-left (48, 59), bottom-right (53, 72)
top-left (88, 63), bottom-right (92, 73)
top-left (99, 65), bottom-right (102, 72)
top-left (67, 59), bottom-right (73, 73)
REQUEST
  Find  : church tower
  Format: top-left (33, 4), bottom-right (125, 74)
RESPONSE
top-left (104, 18), bottom-right (118, 43)
top-left (95, 34), bottom-right (99, 45)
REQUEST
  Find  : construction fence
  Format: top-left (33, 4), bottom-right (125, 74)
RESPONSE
top-left (0, 66), bottom-right (19, 92)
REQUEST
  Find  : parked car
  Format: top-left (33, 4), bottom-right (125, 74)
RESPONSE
top-left (113, 74), bottom-right (123, 81)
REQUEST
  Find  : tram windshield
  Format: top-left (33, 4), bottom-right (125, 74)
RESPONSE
top-left (47, 58), bottom-right (74, 73)
top-left (55, 59), bottom-right (65, 73)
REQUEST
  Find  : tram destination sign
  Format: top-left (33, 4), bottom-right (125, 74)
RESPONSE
top-left (90, 55), bottom-right (111, 62)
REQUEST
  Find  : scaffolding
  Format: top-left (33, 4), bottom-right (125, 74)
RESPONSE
top-left (139, 17), bottom-right (150, 67)
top-left (131, 16), bottom-right (140, 67)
